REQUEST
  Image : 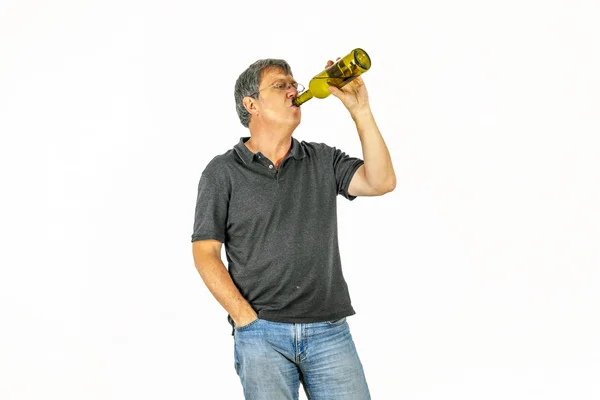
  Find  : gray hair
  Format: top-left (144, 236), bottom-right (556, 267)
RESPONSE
top-left (234, 59), bottom-right (293, 128)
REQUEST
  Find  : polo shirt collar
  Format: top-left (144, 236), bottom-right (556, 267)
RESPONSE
top-left (234, 136), bottom-right (306, 164)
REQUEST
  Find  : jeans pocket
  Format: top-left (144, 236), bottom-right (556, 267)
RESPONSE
top-left (235, 318), bottom-right (261, 332)
top-left (326, 317), bottom-right (347, 326)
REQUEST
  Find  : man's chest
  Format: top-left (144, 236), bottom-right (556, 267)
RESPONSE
top-left (225, 165), bottom-right (336, 236)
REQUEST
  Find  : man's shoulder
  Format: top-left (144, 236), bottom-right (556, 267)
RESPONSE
top-left (298, 140), bottom-right (334, 156)
top-left (206, 149), bottom-right (235, 168)
top-left (200, 148), bottom-right (237, 180)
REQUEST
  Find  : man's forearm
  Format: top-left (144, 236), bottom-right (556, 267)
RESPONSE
top-left (351, 107), bottom-right (396, 191)
top-left (194, 255), bottom-right (257, 326)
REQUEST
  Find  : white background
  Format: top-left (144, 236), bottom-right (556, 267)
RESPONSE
top-left (1, 0), bottom-right (599, 399)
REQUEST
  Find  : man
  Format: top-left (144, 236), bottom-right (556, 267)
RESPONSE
top-left (191, 56), bottom-right (395, 399)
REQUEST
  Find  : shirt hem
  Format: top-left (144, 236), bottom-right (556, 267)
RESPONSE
top-left (257, 308), bottom-right (356, 324)
top-left (341, 160), bottom-right (365, 201)
top-left (191, 234), bottom-right (225, 243)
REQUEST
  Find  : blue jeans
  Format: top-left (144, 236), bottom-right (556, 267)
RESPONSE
top-left (233, 317), bottom-right (370, 400)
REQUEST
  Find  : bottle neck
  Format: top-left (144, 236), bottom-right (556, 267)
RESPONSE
top-left (293, 91), bottom-right (314, 107)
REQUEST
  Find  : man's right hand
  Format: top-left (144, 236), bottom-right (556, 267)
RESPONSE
top-left (234, 311), bottom-right (259, 329)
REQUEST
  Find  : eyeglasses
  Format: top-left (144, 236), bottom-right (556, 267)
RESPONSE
top-left (248, 79), bottom-right (305, 98)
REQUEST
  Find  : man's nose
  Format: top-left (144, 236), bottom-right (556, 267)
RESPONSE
top-left (286, 86), bottom-right (298, 98)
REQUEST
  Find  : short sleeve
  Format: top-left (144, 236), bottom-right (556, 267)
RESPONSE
top-left (332, 147), bottom-right (364, 201)
top-left (191, 173), bottom-right (229, 243)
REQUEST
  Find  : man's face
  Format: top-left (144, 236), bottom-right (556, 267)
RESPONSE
top-left (252, 67), bottom-right (301, 129)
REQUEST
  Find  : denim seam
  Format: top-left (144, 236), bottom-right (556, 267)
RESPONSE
top-left (294, 324), bottom-right (300, 363)
top-left (235, 318), bottom-right (261, 332)
top-left (300, 324), bottom-right (308, 363)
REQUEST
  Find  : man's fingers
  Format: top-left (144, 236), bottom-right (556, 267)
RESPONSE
top-left (325, 57), bottom-right (341, 69)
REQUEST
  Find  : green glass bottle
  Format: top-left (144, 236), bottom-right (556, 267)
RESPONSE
top-left (293, 48), bottom-right (371, 107)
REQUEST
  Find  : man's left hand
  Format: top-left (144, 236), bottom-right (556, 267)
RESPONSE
top-left (325, 58), bottom-right (370, 114)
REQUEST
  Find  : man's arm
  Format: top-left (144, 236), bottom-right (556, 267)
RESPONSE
top-left (327, 61), bottom-right (396, 197)
top-left (347, 108), bottom-right (396, 196)
top-left (192, 240), bottom-right (257, 327)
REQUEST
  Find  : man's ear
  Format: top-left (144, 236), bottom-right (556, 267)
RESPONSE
top-left (243, 96), bottom-right (259, 116)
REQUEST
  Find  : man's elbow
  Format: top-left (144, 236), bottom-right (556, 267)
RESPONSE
top-left (387, 179), bottom-right (397, 193)
top-left (375, 176), bottom-right (396, 195)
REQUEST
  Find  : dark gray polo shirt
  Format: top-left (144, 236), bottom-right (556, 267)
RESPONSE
top-left (191, 136), bottom-right (364, 323)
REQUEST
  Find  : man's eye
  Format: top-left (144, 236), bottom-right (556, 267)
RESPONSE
top-left (274, 82), bottom-right (286, 89)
